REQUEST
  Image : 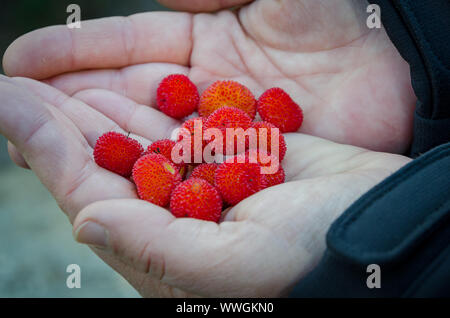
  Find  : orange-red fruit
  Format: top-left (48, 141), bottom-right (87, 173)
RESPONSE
top-left (190, 163), bottom-right (219, 185)
top-left (215, 155), bottom-right (268, 205)
top-left (245, 149), bottom-right (285, 187)
top-left (157, 74), bottom-right (199, 119)
top-left (198, 80), bottom-right (257, 119)
top-left (257, 87), bottom-right (303, 133)
top-left (204, 106), bottom-right (253, 156)
top-left (93, 132), bottom-right (143, 177)
top-left (132, 154), bottom-right (182, 207)
top-left (177, 117), bottom-right (206, 164)
top-left (170, 178), bottom-right (223, 222)
top-left (145, 139), bottom-right (186, 176)
top-left (145, 139), bottom-right (176, 158)
top-left (250, 121), bottom-right (287, 161)
top-left (265, 166), bottom-right (285, 187)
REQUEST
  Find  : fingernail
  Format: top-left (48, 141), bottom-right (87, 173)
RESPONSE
top-left (74, 221), bottom-right (109, 249)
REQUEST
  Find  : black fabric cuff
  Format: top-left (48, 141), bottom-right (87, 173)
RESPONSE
top-left (368, 0), bottom-right (450, 156)
top-left (290, 142), bottom-right (450, 297)
top-left (412, 112), bottom-right (450, 157)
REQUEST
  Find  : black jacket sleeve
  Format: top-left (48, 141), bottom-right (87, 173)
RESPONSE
top-left (370, 0), bottom-right (450, 157)
top-left (291, 142), bottom-right (450, 297)
top-left (290, 0), bottom-right (450, 297)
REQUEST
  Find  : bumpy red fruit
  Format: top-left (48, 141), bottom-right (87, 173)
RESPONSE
top-left (215, 155), bottom-right (268, 205)
top-left (157, 74), bottom-right (199, 119)
top-left (250, 121), bottom-right (287, 161)
top-left (265, 166), bottom-right (285, 187)
top-left (170, 178), bottom-right (223, 222)
top-left (204, 106), bottom-right (253, 156)
top-left (93, 132), bottom-right (143, 177)
top-left (145, 139), bottom-right (176, 158)
top-left (246, 149), bottom-right (285, 187)
top-left (177, 117), bottom-right (206, 163)
top-left (145, 139), bottom-right (186, 176)
top-left (198, 80), bottom-right (256, 119)
top-left (132, 154), bottom-right (182, 207)
top-left (257, 87), bottom-right (303, 133)
top-left (190, 163), bottom-right (219, 185)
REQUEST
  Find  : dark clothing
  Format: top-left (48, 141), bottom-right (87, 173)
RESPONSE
top-left (291, 0), bottom-right (450, 297)
top-left (372, 0), bottom-right (450, 157)
top-left (291, 143), bottom-right (450, 297)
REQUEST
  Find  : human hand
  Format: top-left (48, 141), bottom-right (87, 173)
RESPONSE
top-left (3, 0), bottom-right (416, 159)
top-left (0, 75), bottom-right (411, 297)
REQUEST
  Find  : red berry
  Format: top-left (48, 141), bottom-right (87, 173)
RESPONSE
top-left (145, 139), bottom-right (175, 158)
top-left (245, 149), bottom-right (285, 187)
top-left (215, 154), bottom-right (268, 205)
top-left (145, 139), bottom-right (186, 177)
top-left (204, 107), bottom-right (253, 156)
top-left (190, 163), bottom-right (219, 185)
top-left (265, 166), bottom-right (285, 187)
top-left (93, 132), bottom-right (143, 177)
top-left (170, 178), bottom-right (223, 222)
top-left (132, 154), bottom-right (182, 207)
top-left (198, 80), bottom-right (256, 119)
top-left (257, 87), bottom-right (303, 133)
top-left (250, 121), bottom-right (287, 161)
top-left (157, 74), bottom-right (199, 119)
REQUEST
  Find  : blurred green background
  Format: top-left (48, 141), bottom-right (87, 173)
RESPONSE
top-left (0, 0), bottom-right (169, 298)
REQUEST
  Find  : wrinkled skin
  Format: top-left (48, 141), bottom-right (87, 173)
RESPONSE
top-left (3, 0), bottom-right (416, 154)
top-left (1, 0), bottom-right (414, 297)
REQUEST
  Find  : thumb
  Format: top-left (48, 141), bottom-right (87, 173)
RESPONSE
top-left (72, 199), bottom-right (242, 294)
top-left (157, 0), bottom-right (252, 12)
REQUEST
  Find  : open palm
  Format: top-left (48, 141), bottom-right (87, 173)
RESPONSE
top-left (0, 0), bottom-right (415, 297)
top-left (0, 74), bottom-right (409, 297)
top-left (3, 0), bottom-right (415, 155)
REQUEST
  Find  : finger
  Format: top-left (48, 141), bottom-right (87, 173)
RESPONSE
top-left (73, 89), bottom-right (181, 142)
top-left (73, 199), bottom-right (290, 297)
top-left (73, 200), bottom-right (231, 293)
top-left (11, 77), bottom-right (151, 148)
top-left (7, 141), bottom-right (30, 169)
top-left (0, 78), bottom-right (136, 221)
top-left (3, 12), bottom-right (193, 79)
top-left (46, 63), bottom-right (188, 106)
top-left (158, 0), bottom-right (253, 12)
top-left (3, 81), bottom-right (186, 297)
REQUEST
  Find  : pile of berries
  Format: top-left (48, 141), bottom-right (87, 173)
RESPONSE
top-left (93, 74), bottom-right (303, 222)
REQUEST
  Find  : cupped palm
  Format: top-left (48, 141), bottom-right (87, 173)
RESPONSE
top-left (1, 0), bottom-right (414, 297)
